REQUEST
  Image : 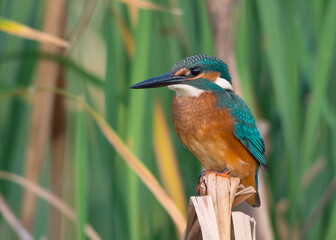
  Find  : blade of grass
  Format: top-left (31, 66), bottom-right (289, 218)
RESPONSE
top-left (103, 7), bottom-right (130, 238)
top-left (0, 51), bottom-right (104, 88)
top-left (153, 100), bottom-right (187, 217)
top-left (167, 0), bottom-right (191, 55)
top-left (235, 0), bottom-right (257, 112)
top-left (126, 8), bottom-right (152, 240)
top-left (105, 0), bottom-right (135, 58)
top-left (322, 99), bottom-right (336, 171)
top-left (74, 89), bottom-right (187, 235)
top-left (0, 192), bottom-right (33, 240)
top-left (299, 176), bottom-right (336, 240)
top-left (0, 86), bottom-right (187, 235)
top-left (77, 91), bottom-right (186, 235)
top-left (0, 171), bottom-right (101, 240)
top-left (300, 0), bottom-right (336, 169)
top-left (325, 198), bottom-right (336, 240)
top-left (0, 1), bottom-right (40, 212)
top-left (119, 0), bottom-right (182, 27)
top-left (256, 0), bottom-right (300, 224)
top-left (0, 17), bottom-right (68, 48)
top-left (118, 0), bottom-right (182, 15)
top-left (75, 108), bottom-right (88, 240)
top-left (67, 0), bottom-right (98, 50)
top-left (93, 101), bottom-right (187, 235)
top-left (198, 0), bottom-right (214, 55)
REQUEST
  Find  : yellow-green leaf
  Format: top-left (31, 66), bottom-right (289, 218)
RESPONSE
top-left (0, 17), bottom-right (68, 48)
top-left (153, 100), bottom-right (187, 218)
top-left (107, 3), bottom-right (135, 58)
top-left (118, 0), bottom-right (182, 15)
top-left (118, 0), bottom-right (182, 25)
top-left (83, 99), bottom-right (187, 235)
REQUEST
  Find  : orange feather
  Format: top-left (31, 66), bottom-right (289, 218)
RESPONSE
top-left (172, 92), bottom-right (259, 206)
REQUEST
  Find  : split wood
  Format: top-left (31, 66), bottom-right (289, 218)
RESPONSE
top-left (181, 173), bottom-right (256, 240)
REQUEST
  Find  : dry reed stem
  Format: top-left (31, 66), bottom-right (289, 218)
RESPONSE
top-left (232, 212), bottom-right (256, 240)
top-left (232, 184), bottom-right (257, 208)
top-left (21, 0), bottom-right (67, 231)
top-left (50, 70), bottom-right (66, 240)
top-left (184, 196), bottom-right (219, 240)
top-left (203, 175), bottom-right (239, 239)
top-left (183, 174), bottom-right (257, 240)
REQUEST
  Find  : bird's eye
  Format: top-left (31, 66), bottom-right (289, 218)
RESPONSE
top-left (191, 67), bottom-right (202, 76)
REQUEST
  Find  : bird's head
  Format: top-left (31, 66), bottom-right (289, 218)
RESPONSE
top-left (130, 55), bottom-right (232, 97)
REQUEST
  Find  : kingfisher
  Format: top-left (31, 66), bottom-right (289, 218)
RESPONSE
top-left (130, 55), bottom-right (268, 207)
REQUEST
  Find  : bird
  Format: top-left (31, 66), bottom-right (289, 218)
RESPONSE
top-left (130, 55), bottom-right (268, 207)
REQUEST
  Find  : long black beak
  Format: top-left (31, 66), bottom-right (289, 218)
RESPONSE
top-left (130, 72), bottom-right (185, 89)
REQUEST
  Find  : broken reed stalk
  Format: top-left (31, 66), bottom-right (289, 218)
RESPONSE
top-left (182, 173), bottom-right (256, 240)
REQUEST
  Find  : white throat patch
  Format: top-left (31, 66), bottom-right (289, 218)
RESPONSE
top-left (215, 77), bottom-right (233, 90)
top-left (168, 84), bottom-right (205, 97)
top-left (167, 77), bottom-right (232, 98)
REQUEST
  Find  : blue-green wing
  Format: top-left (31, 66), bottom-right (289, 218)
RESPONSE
top-left (228, 94), bottom-right (268, 171)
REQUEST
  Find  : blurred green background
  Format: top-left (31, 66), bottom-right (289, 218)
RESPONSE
top-left (0, 0), bottom-right (336, 239)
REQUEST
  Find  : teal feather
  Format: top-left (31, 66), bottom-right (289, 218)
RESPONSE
top-left (226, 92), bottom-right (268, 171)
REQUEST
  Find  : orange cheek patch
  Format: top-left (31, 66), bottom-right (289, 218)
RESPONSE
top-left (174, 69), bottom-right (220, 81)
top-left (203, 71), bottom-right (220, 81)
top-left (175, 68), bottom-right (189, 76)
top-left (187, 71), bottom-right (220, 81)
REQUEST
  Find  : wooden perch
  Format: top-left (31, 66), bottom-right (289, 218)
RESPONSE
top-left (181, 173), bottom-right (256, 240)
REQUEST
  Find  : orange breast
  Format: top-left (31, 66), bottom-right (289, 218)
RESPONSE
top-left (171, 92), bottom-right (257, 182)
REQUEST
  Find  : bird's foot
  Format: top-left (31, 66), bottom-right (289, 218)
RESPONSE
top-left (195, 168), bottom-right (232, 195)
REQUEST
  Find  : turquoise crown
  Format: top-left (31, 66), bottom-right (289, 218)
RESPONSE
top-left (170, 55), bottom-right (231, 83)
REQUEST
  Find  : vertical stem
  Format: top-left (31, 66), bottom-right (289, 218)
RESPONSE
top-left (127, 8), bottom-right (152, 240)
top-left (75, 109), bottom-right (88, 240)
top-left (0, 193), bottom-right (33, 240)
top-left (50, 68), bottom-right (66, 240)
top-left (206, 0), bottom-right (242, 95)
top-left (21, 0), bottom-right (67, 231)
